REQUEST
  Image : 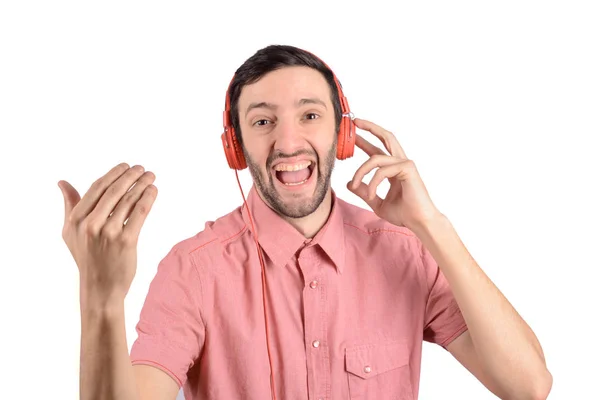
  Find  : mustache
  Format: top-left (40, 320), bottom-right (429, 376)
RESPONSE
top-left (266, 149), bottom-right (317, 168)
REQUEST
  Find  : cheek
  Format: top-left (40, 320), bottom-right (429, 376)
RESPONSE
top-left (248, 152), bottom-right (269, 172)
top-left (242, 140), bottom-right (269, 167)
top-left (315, 137), bottom-right (337, 159)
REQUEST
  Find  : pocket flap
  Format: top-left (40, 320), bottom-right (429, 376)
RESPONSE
top-left (345, 340), bottom-right (409, 380)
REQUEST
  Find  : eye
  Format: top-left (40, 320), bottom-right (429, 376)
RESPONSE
top-left (253, 119), bottom-right (271, 127)
top-left (305, 113), bottom-right (319, 120)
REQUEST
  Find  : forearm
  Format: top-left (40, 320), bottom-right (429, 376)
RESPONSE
top-left (412, 215), bottom-right (551, 398)
top-left (80, 298), bottom-right (139, 400)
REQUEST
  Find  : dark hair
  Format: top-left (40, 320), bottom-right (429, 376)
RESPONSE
top-left (228, 44), bottom-right (343, 146)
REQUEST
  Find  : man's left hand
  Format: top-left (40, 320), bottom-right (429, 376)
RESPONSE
top-left (347, 118), bottom-right (443, 231)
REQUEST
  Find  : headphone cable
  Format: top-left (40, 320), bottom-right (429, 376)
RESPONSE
top-left (234, 170), bottom-right (278, 400)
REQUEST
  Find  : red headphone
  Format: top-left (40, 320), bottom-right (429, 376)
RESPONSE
top-left (219, 56), bottom-right (355, 400)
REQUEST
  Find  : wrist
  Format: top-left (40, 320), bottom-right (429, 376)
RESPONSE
top-left (80, 287), bottom-right (125, 319)
top-left (409, 212), bottom-right (450, 237)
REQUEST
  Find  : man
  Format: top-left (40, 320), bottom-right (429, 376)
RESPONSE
top-left (59, 45), bottom-right (552, 399)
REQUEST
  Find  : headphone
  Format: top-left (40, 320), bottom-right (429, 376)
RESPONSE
top-left (219, 55), bottom-right (356, 400)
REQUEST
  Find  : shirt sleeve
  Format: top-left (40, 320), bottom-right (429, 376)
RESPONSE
top-left (418, 239), bottom-right (468, 350)
top-left (130, 244), bottom-right (206, 388)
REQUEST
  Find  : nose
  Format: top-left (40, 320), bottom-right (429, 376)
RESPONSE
top-left (272, 117), bottom-right (308, 156)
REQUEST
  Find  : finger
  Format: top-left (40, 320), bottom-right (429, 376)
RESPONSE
top-left (58, 180), bottom-right (81, 226)
top-left (122, 184), bottom-right (158, 242)
top-left (347, 181), bottom-right (383, 212)
top-left (104, 171), bottom-right (156, 230)
top-left (355, 133), bottom-right (386, 157)
top-left (353, 118), bottom-right (407, 159)
top-left (350, 154), bottom-right (398, 190)
top-left (71, 163), bottom-right (132, 223)
top-left (367, 163), bottom-right (404, 201)
top-left (86, 164), bottom-right (147, 224)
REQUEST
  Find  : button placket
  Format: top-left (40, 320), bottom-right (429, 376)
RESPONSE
top-left (298, 247), bottom-right (329, 400)
top-left (298, 251), bottom-right (318, 398)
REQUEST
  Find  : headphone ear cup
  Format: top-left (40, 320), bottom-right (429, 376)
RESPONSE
top-left (346, 118), bottom-right (356, 158)
top-left (222, 128), bottom-right (247, 170)
top-left (336, 118), bottom-right (346, 160)
top-left (336, 116), bottom-right (356, 160)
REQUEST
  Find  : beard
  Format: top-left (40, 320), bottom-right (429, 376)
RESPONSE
top-left (244, 141), bottom-right (336, 219)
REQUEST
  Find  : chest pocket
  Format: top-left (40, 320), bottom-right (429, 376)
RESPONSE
top-left (344, 339), bottom-right (413, 400)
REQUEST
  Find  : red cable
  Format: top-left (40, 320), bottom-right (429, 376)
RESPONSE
top-left (235, 170), bottom-right (277, 400)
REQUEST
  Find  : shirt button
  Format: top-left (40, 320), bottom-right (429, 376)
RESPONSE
top-left (364, 365), bottom-right (371, 373)
top-left (309, 280), bottom-right (318, 289)
top-left (312, 340), bottom-right (320, 348)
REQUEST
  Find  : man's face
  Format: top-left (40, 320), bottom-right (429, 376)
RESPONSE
top-left (237, 66), bottom-right (337, 219)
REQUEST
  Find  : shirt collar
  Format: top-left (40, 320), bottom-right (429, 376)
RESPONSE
top-left (240, 185), bottom-right (346, 274)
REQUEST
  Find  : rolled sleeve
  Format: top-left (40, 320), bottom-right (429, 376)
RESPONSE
top-left (130, 244), bottom-right (206, 387)
top-left (419, 240), bottom-right (468, 349)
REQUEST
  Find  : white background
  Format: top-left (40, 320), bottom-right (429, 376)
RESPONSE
top-left (1, 1), bottom-right (598, 399)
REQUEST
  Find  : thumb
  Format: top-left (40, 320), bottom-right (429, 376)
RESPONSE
top-left (58, 180), bottom-right (81, 222)
top-left (347, 181), bottom-right (383, 212)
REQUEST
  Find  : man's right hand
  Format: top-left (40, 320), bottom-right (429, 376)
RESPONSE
top-left (59, 164), bottom-right (180, 399)
top-left (58, 162), bottom-right (157, 309)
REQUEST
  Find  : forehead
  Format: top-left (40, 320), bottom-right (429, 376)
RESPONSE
top-left (238, 66), bottom-right (332, 107)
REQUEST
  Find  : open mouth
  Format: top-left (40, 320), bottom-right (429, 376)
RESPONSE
top-left (273, 160), bottom-right (315, 186)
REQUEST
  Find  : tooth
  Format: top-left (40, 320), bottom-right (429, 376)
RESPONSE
top-left (284, 178), bottom-right (308, 186)
top-left (275, 161), bottom-right (311, 172)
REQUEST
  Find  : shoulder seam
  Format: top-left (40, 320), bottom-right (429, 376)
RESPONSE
top-left (220, 225), bottom-right (248, 245)
top-left (187, 225), bottom-right (248, 256)
top-left (343, 222), bottom-right (416, 237)
top-left (188, 238), bottom-right (219, 255)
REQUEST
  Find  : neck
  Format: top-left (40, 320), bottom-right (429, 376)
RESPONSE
top-left (284, 189), bottom-right (333, 238)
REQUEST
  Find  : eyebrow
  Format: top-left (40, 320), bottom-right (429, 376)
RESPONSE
top-left (245, 97), bottom-right (327, 117)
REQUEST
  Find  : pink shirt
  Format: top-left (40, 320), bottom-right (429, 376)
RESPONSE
top-left (130, 185), bottom-right (468, 399)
